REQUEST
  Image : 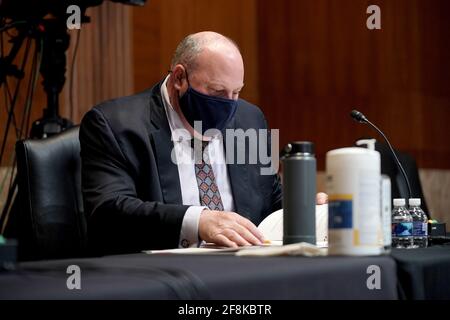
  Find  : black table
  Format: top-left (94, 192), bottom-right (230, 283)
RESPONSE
top-left (0, 253), bottom-right (398, 300)
top-left (391, 245), bottom-right (450, 300)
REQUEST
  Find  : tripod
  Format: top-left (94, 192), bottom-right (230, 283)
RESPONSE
top-left (0, 17), bottom-right (73, 234)
top-left (32, 18), bottom-right (74, 138)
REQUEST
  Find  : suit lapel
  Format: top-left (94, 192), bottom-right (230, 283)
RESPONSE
top-left (148, 86), bottom-right (183, 205)
top-left (223, 116), bottom-right (251, 219)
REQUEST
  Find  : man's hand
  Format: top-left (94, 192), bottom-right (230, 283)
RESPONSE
top-left (316, 192), bottom-right (328, 205)
top-left (199, 210), bottom-right (265, 248)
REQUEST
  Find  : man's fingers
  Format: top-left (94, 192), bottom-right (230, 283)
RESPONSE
top-left (215, 234), bottom-right (238, 248)
top-left (233, 223), bottom-right (262, 245)
top-left (200, 211), bottom-right (265, 247)
top-left (316, 192), bottom-right (328, 205)
top-left (235, 216), bottom-right (265, 243)
top-left (223, 229), bottom-right (251, 247)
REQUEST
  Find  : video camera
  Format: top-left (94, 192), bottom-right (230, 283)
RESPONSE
top-left (0, 0), bottom-right (146, 138)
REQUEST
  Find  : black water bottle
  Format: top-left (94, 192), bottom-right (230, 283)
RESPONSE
top-left (282, 141), bottom-right (316, 245)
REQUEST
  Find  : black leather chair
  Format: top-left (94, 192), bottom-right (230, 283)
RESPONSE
top-left (15, 126), bottom-right (87, 260)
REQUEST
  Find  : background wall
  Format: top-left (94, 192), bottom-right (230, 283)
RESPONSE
top-left (132, 0), bottom-right (260, 105)
top-left (131, 0), bottom-right (450, 223)
top-left (133, 0), bottom-right (450, 170)
top-left (258, 0), bottom-right (450, 170)
top-left (1, 0), bottom-right (449, 223)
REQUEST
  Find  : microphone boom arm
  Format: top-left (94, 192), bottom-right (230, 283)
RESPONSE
top-left (352, 110), bottom-right (413, 201)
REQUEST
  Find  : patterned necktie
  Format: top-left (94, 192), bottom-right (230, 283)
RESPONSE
top-left (193, 140), bottom-right (224, 211)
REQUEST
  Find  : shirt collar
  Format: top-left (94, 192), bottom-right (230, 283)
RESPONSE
top-left (160, 75), bottom-right (192, 142)
top-left (160, 75), bottom-right (222, 142)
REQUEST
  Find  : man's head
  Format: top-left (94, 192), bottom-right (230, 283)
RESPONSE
top-left (169, 31), bottom-right (244, 101)
top-left (166, 32), bottom-right (244, 138)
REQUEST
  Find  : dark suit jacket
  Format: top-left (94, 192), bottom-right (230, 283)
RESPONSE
top-left (80, 80), bottom-right (282, 254)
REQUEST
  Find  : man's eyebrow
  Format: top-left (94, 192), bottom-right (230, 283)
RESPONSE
top-left (209, 86), bottom-right (225, 91)
top-left (206, 83), bottom-right (224, 90)
top-left (207, 83), bottom-right (245, 92)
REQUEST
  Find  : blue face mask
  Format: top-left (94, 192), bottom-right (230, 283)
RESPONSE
top-left (178, 71), bottom-right (238, 135)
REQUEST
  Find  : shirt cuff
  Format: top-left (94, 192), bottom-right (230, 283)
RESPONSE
top-left (179, 206), bottom-right (207, 248)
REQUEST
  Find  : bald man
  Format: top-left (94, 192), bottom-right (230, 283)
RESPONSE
top-left (80, 32), bottom-right (323, 254)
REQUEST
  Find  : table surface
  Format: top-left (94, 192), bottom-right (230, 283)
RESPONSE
top-left (0, 252), bottom-right (399, 300)
top-left (390, 245), bottom-right (450, 299)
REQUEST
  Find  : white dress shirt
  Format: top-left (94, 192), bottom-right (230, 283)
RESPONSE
top-left (160, 76), bottom-right (235, 248)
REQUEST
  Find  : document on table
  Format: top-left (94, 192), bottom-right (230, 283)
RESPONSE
top-left (144, 205), bottom-right (328, 256)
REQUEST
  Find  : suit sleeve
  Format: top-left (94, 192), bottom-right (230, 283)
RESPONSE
top-left (80, 108), bottom-right (189, 254)
top-left (266, 120), bottom-right (283, 214)
top-left (258, 110), bottom-right (283, 215)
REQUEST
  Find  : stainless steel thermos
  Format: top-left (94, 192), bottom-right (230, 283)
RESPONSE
top-left (282, 141), bottom-right (317, 245)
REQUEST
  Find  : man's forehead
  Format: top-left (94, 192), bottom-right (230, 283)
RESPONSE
top-left (195, 45), bottom-right (241, 64)
top-left (206, 80), bottom-right (244, 91)
top-left (192, 48), bottom-right (244, 87)
top-left (194, 68), bottom-right (244, 90)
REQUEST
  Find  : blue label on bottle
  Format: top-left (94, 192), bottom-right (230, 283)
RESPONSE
top-left (413, 222), bottom-right (428, 236)
top-left (329, 199), bottom-right (352, 229)
top-left (392, 222), bottom-right (413, 237)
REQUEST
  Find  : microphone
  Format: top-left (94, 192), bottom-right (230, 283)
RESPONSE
top-left (350, 110), bottom-right (368, 123)
top-left (350, 109), bottom-right (412, 200)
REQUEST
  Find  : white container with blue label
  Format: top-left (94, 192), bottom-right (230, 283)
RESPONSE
top-left (326, 147), bottom-right (383, 255)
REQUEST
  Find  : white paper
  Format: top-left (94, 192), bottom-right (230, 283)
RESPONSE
top-left (145, 205), bottom-right (329, 255)
top-left (257, 205), bottom-right (328, 248)
top-left (236, 242), bottom-right (327, 257)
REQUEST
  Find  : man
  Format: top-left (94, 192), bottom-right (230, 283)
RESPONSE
top-left (80, 31), bottom-right (325, 255)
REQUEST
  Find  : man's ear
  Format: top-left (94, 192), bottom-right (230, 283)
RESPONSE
top-left (172, 64), bottom-right (187, 91)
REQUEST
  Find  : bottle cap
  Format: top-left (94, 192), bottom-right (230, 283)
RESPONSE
top-left (283, 141), bottom-right (314, 156)
top-left (408, 198), bottom-right (421, 206)
top-left (393, 198), bottom-right (406, 207)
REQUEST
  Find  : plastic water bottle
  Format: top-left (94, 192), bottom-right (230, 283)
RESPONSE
top-left (392, 198), bottom-right (413, 248)
top-left (409, 198), bottom-right (428, 248)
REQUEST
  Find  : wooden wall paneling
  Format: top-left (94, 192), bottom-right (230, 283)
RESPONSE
top-left (63, 1), bottom-right (134, 124)
top-left (257, 0), bottom-right (450, 170)
top-left (132, 0), bottom-right (259, 105)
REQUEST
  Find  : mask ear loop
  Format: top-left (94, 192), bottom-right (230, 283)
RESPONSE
top-left (181, 64), bottom-right (191, 87)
